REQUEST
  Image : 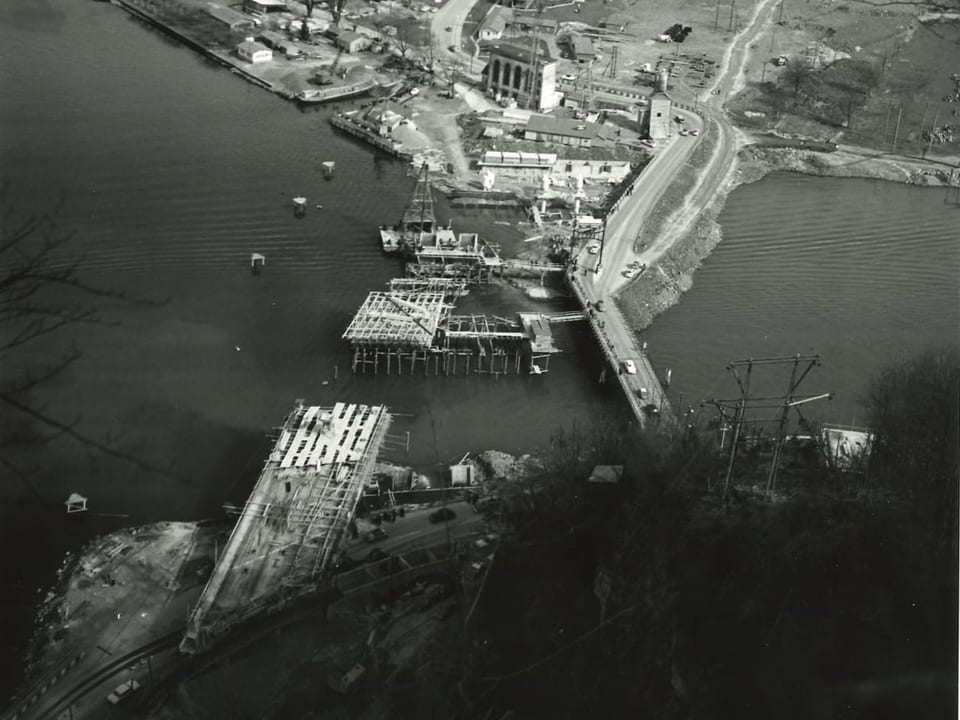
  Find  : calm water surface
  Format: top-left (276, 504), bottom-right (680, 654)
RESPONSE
top-left (0, 0), bottom-right (622, 694)
top-left (644, 172), bottom-right (959, 425)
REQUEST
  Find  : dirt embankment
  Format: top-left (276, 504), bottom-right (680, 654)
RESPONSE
top-left (618, 145), bottom-right (957, 335)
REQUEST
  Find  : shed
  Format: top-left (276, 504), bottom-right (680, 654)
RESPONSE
top-left (246, 0), bottom-right (287, 12)
top-left (568, 34), bottom-right (595, 62)
top-left (336, 30), bottom-right (372, 53)
top-left (205, 5), bottom-right (256, 31)
top-left (450, 464), bottom-right (475, 486)
top-left (258, 29), bottom-right (287, 49)
top-left (236, 40), bottom-right (273, 63)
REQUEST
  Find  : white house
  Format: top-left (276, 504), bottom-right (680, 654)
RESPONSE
top-left (236, 39), bottom-right (273, 63)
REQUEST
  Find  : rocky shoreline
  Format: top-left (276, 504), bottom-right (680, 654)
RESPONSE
top-left (619, 145), bottom-right (957, 334)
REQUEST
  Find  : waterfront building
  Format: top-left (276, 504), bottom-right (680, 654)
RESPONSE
top-left (205, 5), bottom-right (256, 31)
top-left (483, 42), bottom-right (559, 111)
top-left (235, 39), bottom-right (273, 63)
top-left (523, 113), bottom-right (605, 148)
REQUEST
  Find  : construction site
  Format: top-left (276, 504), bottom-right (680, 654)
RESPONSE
top-left (342, 276), bottom-right (576, 377)
top-left (180, 401), bottom-right (392, 653)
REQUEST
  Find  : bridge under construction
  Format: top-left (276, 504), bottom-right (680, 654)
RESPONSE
top-left (342, 279), bottom-right (571, 377)
top-left (180, 401), bottom-right (391, 653)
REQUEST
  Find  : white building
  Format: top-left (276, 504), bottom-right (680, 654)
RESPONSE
top-left (236, 39), bottom-right (273, 63)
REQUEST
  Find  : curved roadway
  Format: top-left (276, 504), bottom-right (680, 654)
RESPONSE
top-left (573, 0), bottom-right (782, 425)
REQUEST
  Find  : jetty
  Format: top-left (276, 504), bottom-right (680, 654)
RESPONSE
top-left (181, 401), bottom-right (391, 653)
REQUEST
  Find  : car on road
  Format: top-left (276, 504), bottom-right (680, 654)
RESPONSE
top-left (445, 25), bottom-right (452, 31)
top-left (638, 387), bottom-right (649, 400)
top-left (429, 507), bottom-right (456, 524)
top-left (587, 242), bottom-right (600, 254)
top-left (621, 359), bottom-right (637, 375)
top-left (366, 527), bottom-right (388, 543)
top-left (107, 679), bottom-right (141, 705)
top-left (691, 129), bottom-right (699, 136)
top-left (447, 45), bottom-right (456, 52)
top-left (675, 115), bottom-right (685, 123)
top-left (679, 128), bottom-right (689, 136)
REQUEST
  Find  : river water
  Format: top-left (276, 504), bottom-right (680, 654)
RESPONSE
top-left (643, 172), bottom-right (959, 425)
top-left (0, 0), bottom-right (956, 701)
top-left (0, 0), bottom-right (624, 694)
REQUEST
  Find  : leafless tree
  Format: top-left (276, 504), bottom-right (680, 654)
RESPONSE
top-left (395, 23), bottom-right (413, 60)
top-left (331, 0), bottom-right (348, 25)
top-left (782, 57), bottom-right (813, 100)
top-left (0, 186), bottom-right (169, 488)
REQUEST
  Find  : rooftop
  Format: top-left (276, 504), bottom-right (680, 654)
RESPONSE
top-left (488, 41), bottom-right (554, 65)
top-left (525, 114), bottom-right (602, 141)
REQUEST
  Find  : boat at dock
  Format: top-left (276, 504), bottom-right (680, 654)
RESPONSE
top-left (296, 79), bottom-right (377, 104)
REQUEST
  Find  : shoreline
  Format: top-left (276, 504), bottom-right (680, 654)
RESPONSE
top-left (618, 143), bottom-right (958, 334)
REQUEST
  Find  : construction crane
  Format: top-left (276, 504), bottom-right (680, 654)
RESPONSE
top-left (314, 46), bottom-right (345, 86)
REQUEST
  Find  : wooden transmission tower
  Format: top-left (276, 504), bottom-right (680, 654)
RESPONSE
top-left (705, 354), bottom-right (832, 499)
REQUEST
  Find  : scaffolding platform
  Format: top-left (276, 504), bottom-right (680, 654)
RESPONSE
top-left (342, 290), bottom-right (451, 350)
top-left (180, 401), bottom-right (391, 653)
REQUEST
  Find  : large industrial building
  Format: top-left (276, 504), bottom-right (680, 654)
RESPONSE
top-left (483, 42), bottom-right (560, 112)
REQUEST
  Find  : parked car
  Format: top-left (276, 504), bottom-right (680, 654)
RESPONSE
top-left (621, 359), bottom-right (637, 375)
top-left (691, 129), bottom-right (700, 136)
top-left (429, 507), bottom-right (456, 524)
top-left (366, 527), bottom-right (388, 543)
top-left (107, 679), bottom-right (141, 705)
top-left (628, 260), bottom-right (642, 269)
top-left (561, 73), bottom-right (577, 82)
top-left (679, 128), bottom-right (689, 136)
top-left (587, 243), bottom-right (600, 255)
top-left (641, 139), bottom-right (656, 148)
top-left (623, 267), bottom-right (639, 279)
top-left (675, 115), bottom-right (685, 123)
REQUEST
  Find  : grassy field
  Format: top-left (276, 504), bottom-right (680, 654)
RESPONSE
top-left (729, 0), bottom-right (960, 155)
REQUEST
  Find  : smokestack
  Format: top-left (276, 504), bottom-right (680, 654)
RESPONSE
top-left (657, 68), bottom-right (669, 93)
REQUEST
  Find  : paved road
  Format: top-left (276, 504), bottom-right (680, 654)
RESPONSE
top-left (432, 0), bottom-right (483, 80)
top-left (570, 0), bottom-right (781, 427)
top-left (342, 501), bottom-right (483, 561)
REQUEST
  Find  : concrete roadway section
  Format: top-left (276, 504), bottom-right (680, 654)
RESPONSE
top-left (572, 0), bottom-right (781, 427)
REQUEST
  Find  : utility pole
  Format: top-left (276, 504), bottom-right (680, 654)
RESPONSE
top-left (714, 0), bottom-right (721, 31)
top-left (728, 0), bottom-right (735, 32)
top-left (761, 60), bottom-right (766, 83)
top-left (525, 0), bottom-right (544, 111)
top-left (713, 355), bottom-right (830, 500)
top-left (778, 0), bottom-right (785, 24)
top-left (916, 100), bottom-right (930, 154)
top-left (882, 104), bottom-right (891, 146)
top-left (925, 112), bottom-right (940, 157)
top-left (892, 105), bottom-right (903, 151)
